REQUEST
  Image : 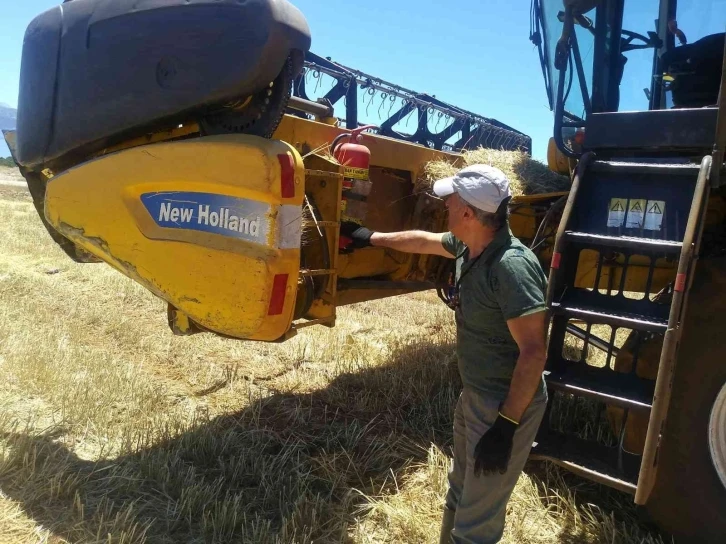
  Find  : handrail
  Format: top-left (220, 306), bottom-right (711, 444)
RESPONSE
top-left (635, 154), bottom-right (713, 504)
top-left (545, 151), bottom-right (595, 309)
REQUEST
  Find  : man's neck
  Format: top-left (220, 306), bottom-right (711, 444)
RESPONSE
top-left (462, 228), bottom-right (497, 259)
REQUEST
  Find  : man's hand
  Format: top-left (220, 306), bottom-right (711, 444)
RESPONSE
top-left (340, 221), bottom-right (374, 249)
top-left (473, 413), bottom-right (518, 476)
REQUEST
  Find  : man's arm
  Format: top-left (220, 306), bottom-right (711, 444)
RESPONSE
top-left (370, 230), bottom-right (453, 257)
top-left (342, 221), bottom-right (453, 257)
top-left (473, 309), bottom-right (547, 476)
top-left (500, 310), bottom-right (547, 422)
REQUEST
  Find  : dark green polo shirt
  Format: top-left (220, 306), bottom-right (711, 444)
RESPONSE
top-left (441, 226), bottom-right (548, 398)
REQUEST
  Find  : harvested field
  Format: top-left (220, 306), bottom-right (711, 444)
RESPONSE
top-left (0, 166), bottom-right (25, 188)
top-left (0, 175), bottom-right (663, 543)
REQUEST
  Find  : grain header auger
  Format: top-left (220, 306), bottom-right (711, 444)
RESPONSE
top-left (4, 0), bottom-right (550, 344)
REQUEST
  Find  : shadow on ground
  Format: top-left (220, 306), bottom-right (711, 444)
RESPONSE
top-left (0, 338), bottom-right (656, 543)
top-left (1, 339), bottom-right (458, 543)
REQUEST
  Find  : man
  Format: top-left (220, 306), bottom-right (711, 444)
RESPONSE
top-left (342, 164), bottom-right (548, 544)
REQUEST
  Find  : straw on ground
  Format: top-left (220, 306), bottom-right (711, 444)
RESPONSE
top-left (0, 180), bottom-right (662, 543)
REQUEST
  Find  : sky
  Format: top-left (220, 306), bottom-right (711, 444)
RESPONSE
top-left (0, 0), bottom-right (724, 161)
top-left (0, 0), bottom-right (557, 160)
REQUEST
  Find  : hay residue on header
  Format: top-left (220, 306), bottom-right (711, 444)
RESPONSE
top-left (421, 148), bottom-right (570, 196)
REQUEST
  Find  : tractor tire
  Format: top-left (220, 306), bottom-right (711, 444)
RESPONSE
top-left (642, 257), bottom-right (726, 543)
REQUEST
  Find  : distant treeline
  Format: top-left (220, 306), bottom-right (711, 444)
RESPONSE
top-left (0, 157), bottom-right (16, 167)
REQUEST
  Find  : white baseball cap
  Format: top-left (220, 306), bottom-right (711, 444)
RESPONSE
top-left (432, 164), bottom-right (512, 213)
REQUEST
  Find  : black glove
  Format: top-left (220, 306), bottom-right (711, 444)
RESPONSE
top-left (473, 413), bottom-right (518, 476)
top-left (340, 221), bottom-right (374, 249)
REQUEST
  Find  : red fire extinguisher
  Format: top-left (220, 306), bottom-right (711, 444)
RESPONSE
top-left (332, 125), bottom-right (376, 249)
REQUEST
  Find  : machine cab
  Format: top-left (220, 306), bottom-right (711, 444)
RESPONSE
top-left (531, 0), bottom-right (725, 159)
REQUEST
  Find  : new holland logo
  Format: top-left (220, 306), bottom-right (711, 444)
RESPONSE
top-left (158, 202), bottom-right (261, 236)
top-left (141, 192), bottom-right (270, 242)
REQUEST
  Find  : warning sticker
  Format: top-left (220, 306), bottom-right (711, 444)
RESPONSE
top-left (343, 166), bottom-right (368, 180)
top-left (607, 198), bottom-right (627, 227)
top-left (625, 199), bottom-right (646, 229)
top-left (644, 200), bottom-right (666, 231)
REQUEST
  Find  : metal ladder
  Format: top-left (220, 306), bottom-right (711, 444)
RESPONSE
top-left (532, 152), bottom-right (712, 502)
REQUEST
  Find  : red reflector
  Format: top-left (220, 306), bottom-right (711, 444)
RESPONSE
top-left (268, 274), bottom-right (289, 316)
top-left (551, 252), bottom-right (562, 270)
top-left (278, 153), bottom-right (295, 198)
top-left (674, 273), bottom-right (686, 292)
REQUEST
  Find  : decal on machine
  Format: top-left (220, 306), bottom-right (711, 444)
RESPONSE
top-left (607, 198), bottom-right (627, 227)
top-left (644, 200), bottom-right (665, 231)
top-left (343, 166), bottom-right (368, 180)
top-left (141, 192), bottom-right (270, 243)
top-left (607, 197), bottom-right (667, 232)
top-left (625, 199), bottom-right (646, 229)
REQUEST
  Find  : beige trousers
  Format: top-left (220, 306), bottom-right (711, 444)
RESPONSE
top-left (444, 386), bottom-right (547, 544)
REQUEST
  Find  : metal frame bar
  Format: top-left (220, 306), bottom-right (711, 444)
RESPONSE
top-left (293, 52), bottom-right (532, 153)
top-left (566, 324), bottom-right (621, 356)
top-left (532, 452), bottom-right (637, 494)
top-left (570, 31), bottom-right (593, 117)
top-left (649, 0), bottom-right (675, 110)
top-left (337, 280), bottom-right (436, 291)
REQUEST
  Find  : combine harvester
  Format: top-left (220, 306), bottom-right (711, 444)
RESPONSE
top-left (4, 0), bottom-right (726, 541)
top-left (4, 0), bottom-right (536, 344)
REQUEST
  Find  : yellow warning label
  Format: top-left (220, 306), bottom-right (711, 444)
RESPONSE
top-left (607, 198), bottom-right (627, 227)
top-left (344, 166), bottom-right (368, 180)
top-left (625, 198), bottom-right (646, 229)
top-left (644, 200), bottom-right (666, 231)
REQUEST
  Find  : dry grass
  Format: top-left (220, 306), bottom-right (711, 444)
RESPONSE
top-left (0, 180), bottom-right (663, 543)
top-left (0, 167), bottom-right (25, 185)
top-left (421, 148), bottom-right (570, 196)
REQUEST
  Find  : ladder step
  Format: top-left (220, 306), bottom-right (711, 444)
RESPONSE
top-left (545, 359), bottom-right (654, 412)
top-left (530, 431), bottom-right (640, 494)
top-left (552, 302), bottom-right (668, 332)
top-left (589, 159), bottom-right (702, 176)
top-left (552, 288), bottom-right (670, 331)
top-left (563, 231), bottom-right (683, 253)
top-left (300, 268), bottom-right (336, 277)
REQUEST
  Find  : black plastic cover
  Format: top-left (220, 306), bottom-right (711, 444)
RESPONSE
top-left (584, 108), bottom-right (718, 152)
top-left (16, 0), bottom-right (311, 168)
top-left (662, 33), bottom-right (725, 109)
